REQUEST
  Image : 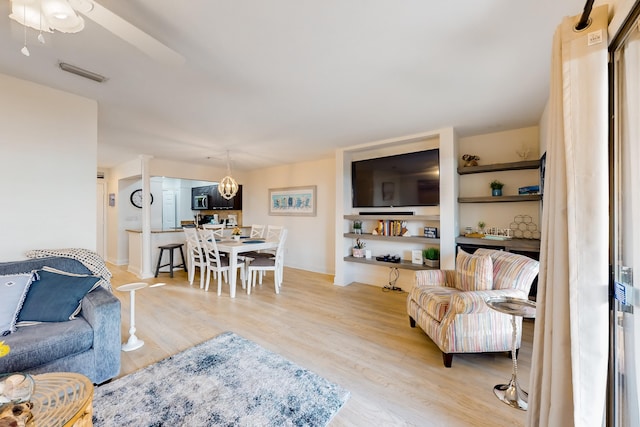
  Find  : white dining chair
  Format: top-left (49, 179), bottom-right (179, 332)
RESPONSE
top-left (202, 223), bottom-right (225, 239)
top-left (183, 227), bottom-right (207, 289)
top-left (265, 225), bottom-right (284, 241)
top-left (199, 228), bottom-right (246, 295)
top-left (246, 225), bottom-right (283, 261)
top-left (249, 224), bottom-right (266, 239)
top-left (247, 229), bottom-right (288, 294)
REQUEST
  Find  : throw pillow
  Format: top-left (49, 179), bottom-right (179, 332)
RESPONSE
top-left (455, 250), bottom-right (493, 291)
top-left (0, 273), bottom-right (35, 335)
top-left (41, 266), bottom-right (103, 292)
top-left (17, 269), bottom-right (100, 323)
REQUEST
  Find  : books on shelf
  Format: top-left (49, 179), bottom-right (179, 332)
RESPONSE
top-left (372, 220), bottom-right (409, 237)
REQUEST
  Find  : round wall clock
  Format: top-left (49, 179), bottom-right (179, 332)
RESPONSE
top-left (130, 189), bottom-right (153, 208)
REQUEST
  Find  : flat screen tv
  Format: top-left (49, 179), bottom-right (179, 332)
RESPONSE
top-left (352, 149), bottom-right (439, 207)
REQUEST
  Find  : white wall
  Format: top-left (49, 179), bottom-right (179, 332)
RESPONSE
top-left (242, 157), bottom-right (336, 275)
top-left (0, 73), bottom-right (97, 260)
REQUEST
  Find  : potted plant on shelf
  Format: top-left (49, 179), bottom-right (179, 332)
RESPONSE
top-left (353, 220), bottom-right (362, 235)
top-left (352, 238), bottom-right (366, 258)
top-left (490, 180), bottom-right (504, 196)
top-left (423, 247), bottom-right (440, 268)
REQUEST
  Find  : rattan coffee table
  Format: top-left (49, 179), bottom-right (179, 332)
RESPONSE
top-left (30, 372), bottom-right (94, 427)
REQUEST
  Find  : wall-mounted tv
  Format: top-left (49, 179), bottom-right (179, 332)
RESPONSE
top-left (351, 149), bottom-right (439, 207)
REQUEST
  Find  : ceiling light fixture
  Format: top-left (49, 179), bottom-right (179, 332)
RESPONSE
top-left (9, 0), bottom-right (91, 34)
top-left (218, 150), bottom-right (239, 200)
top-left (59, 62), bottom-right (107, 82)
top-left (20, 2), bottom-right (29, 56)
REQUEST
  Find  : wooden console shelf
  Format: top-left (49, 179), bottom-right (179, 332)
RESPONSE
top-left (344, 232), bottom-right (439, 244)
top-left (456, 236), bottom-right (540, 252)
top-left (458, 195), bottom-right (542, 203)
top-left (343, 256), bottom-right (434, 271)
top-left (457, 159), bottom-right (541, 175)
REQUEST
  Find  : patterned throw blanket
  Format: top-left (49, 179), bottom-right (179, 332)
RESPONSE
top-left (25, 248), bottom-right (112, 291)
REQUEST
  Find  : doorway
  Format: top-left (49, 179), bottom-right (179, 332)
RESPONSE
top-left (609, 6), bottom-right (640, 425)
top-left (96, 180), bottom-right (106, 258)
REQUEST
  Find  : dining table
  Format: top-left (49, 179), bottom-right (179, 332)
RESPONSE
top-left (216, 238), bottom-right (279, 297)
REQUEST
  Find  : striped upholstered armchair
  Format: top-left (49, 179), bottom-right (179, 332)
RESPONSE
top-left (407, 248), bottom-right (539, 367)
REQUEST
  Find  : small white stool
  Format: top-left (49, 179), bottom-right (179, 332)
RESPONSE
top-left (117, 282), bottom-right (148, 352)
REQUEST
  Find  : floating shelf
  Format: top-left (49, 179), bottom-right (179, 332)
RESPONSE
top-left (344, 233), bottom-right (439, 244)
top-left (458, 195), bottom-right (542, 203)
top-left (344, 214), bottom-right (440, 221)
top-left (343, 256), bottom-right (435, 271)
top-left (457, 159), bottom-right (541, 175)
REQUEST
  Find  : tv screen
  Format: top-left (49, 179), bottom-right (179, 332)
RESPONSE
top-left (352, 149), bottom-right (439, 207)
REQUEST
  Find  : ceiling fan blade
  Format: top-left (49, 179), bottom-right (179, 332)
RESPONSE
top-left (81, 1), bottom-right (185, 66)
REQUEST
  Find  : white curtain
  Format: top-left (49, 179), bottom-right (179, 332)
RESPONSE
top-left (527, 5), bottom-right (609, 427)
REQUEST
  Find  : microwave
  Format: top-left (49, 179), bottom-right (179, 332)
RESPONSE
top-left (194, 195), bottom-right (208, 209)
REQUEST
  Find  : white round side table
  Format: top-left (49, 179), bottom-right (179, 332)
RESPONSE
top-left (117, 282), bottom-right (148, 352)
top-left (485, 296), bottom-right (536, 411)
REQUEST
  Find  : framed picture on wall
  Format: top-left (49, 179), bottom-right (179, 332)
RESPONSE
top-left (268, 186), bottom-right (317, 216)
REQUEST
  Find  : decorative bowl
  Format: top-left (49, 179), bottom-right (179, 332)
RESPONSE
top-left (0, 373), bottom-right (35, 404)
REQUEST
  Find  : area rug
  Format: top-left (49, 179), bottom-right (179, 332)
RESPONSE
top-left (92, 332), bottom-right (350, 426)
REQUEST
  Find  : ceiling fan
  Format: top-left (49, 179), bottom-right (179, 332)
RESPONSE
top-left (8, 0), bottom-right (184, 65)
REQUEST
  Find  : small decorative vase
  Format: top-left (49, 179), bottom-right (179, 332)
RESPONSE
top-left (232, 235), bottom-right (241, 242)
top-left (352, 248), bottom-right (366, 258)
top-left (492, 189), bottom-right (502, 196)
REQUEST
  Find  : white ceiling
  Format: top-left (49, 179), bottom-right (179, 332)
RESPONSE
top-left (0, 0), bottom-right (588, 171)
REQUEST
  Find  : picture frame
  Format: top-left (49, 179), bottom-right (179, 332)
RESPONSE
top-left (268, 185), bottom-right (317, 216)
top-left (424, 227), bottom-right (438, 238)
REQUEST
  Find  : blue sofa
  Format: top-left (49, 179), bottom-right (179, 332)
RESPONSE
top-left (0, 257), bottom-right (121, 384)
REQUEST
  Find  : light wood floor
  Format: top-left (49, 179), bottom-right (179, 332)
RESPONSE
top-left (108, 264), bottom-right (532, 427)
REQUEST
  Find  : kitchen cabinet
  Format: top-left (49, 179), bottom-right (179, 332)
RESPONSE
top-left (191, 185), bottom-right (242, 210)
top-left (210, 184), bottom-right (242, 210)
top-left (191, 186), bottom-right (210, 210)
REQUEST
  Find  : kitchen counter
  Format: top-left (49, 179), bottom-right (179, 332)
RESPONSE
top-left (126, 229), bottom-right (188, 278)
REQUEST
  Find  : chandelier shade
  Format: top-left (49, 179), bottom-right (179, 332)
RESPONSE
top-left (218, 175), bottom-right (239, 200)
top-left (218, 151), bottom-right (239, 200)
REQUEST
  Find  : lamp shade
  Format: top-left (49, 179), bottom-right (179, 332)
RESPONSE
top-left (9, 0), bottom-right (85, 33)
top-left (218, 176), bottom-right (239, 200)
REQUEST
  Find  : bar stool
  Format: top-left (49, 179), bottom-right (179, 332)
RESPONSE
top-left (154, 243), bottom-right (187, 278)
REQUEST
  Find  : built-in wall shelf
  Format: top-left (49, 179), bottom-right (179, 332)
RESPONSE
top-left (458, 195), bottom-right (541, 203)
top-left (343, 256), bottom-right (434, 271)
top-left (344, 214), bottom-right (440, 221)
top-left (457, 159), bottom-right (541, 175)
top-left (344, 232), bottom-right (439, 244)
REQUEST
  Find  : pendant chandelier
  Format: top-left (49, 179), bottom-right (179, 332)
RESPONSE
top-left (218, 151), bottom-right (238, 200)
